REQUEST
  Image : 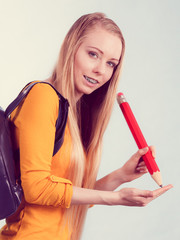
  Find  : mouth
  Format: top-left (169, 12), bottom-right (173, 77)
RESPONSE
top-left (84, 75), bottom-right (98, 84)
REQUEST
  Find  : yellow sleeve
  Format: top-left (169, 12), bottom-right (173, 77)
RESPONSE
top-left (14, 83), bottom-right (73, 208)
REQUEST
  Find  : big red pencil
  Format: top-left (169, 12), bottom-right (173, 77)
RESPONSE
top-left (117, 92), bottom-right (162, 187)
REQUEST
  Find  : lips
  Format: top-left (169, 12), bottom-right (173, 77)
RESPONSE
top-left (84, 75), bottom-right (98, 84)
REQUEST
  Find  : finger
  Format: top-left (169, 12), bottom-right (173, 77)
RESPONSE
top-left (136, 160), bottom-right (148, 172)
top-left (133, 189), bottom-right (154, 198)
top-left (139, 147), bottom-right (149, 155)
top-left (136, 165), bottom-right (147, 170)
top-left (134, 148), bottom-right (148, 163)
top-left (137, 161), bottom-right (146, 167)
top-left (136, 167), bottom-right (148, 173)
top-left (141, 190), bottom-right (154, 198)
top-left (149, 145), bottom-right (156, 158)
top-left (153, 184), bottom-right (173, 198)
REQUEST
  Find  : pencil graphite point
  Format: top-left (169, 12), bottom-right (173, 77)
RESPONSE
top-left (151, 171), bottom-right (163, 187)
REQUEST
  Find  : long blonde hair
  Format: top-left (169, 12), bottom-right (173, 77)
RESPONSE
top-left (51, 12), bottom-right (125, 240)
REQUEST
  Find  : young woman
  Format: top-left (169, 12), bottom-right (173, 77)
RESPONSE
top-left (0, 12), bottom-right (172, 240)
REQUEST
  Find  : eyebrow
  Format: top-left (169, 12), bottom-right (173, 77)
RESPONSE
top-left (87, 46), bottom-right (120, 62)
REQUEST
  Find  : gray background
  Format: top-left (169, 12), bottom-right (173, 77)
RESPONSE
top-left (0, 0), bottom-right (179, 239)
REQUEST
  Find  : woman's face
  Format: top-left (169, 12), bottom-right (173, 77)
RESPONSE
top-left (74, 26), bottom-right (122, 100)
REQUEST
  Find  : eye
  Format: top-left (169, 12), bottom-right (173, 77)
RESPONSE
top-left (107, 61), bottom-right (116, 68)
top-left (88, 51), bottom-right (98, 58)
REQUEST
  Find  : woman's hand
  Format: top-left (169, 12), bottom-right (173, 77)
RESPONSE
top-left (95, 146), bottom-right (156, 191)
top-left (120, 146), bottom-right (155, 183)
top-left (111, 184), bottom-right (173, 207)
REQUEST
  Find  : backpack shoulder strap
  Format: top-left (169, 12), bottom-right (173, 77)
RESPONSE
top-left (5, 81), bottom-right (68, 117)
top-left (5, 81), bottom-right (69, 156)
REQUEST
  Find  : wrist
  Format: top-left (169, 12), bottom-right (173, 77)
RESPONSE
top-left (112, 168), bottom-right (127, 185)
top-left (103, 191), bottom-right (122, 206)
top-left (98, 190), bottom-right (116, 206)
top-left (95, 168), bottom-right (126, 192)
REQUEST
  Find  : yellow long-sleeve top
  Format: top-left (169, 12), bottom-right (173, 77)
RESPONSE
top-left (0, 83), bottom-right (73, 240)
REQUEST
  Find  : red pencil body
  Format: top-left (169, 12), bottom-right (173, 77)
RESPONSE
top-left (117, 93), bottom-right (162, 186)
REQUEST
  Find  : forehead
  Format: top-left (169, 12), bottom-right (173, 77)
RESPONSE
top-left (82, 26), bottom-right (122, 60)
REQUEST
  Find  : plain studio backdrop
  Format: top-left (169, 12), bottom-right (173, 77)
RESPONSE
top-left (0, 0), bottom-right (179, 239)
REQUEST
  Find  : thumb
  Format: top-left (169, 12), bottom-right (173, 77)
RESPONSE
top-left (135, 147), bottom-right (149, 161)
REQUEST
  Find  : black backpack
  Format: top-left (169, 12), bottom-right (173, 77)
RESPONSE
top-left (0, 81), bottom-right (69, 220)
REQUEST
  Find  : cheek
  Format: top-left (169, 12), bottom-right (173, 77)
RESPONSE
top-left (74, 56), bottom-right (80, 73)
top-left (103, 69), bottom-right (114, 83)
top-left (74, 56), bottom-right (87, 76)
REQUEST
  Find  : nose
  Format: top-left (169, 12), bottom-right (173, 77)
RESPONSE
top-left (92, 61), bottom-right (106, 75)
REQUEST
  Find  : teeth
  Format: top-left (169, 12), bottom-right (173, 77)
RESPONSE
top-left (84, 76), bottom-right (98, 84)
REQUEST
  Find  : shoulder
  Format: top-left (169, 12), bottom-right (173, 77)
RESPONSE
top-left (11, 82), bottom-right (61, 125)
top-left (28, 82), bottom-right (59, 101)
top-left (25, 82), bottom-right (59, 107)
top-left (20, 82), bottom-right (60, 117)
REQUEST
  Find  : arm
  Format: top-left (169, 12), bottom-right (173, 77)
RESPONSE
top-left (71, 184), bottom-right (173, 207)
top-left (14, 84), bottom-right (73, 208)
top-left (71, 146), bottom-right (173, 207)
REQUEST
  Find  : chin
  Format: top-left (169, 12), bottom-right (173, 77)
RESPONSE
top-left (81, 88), bottom-right (95, 96)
